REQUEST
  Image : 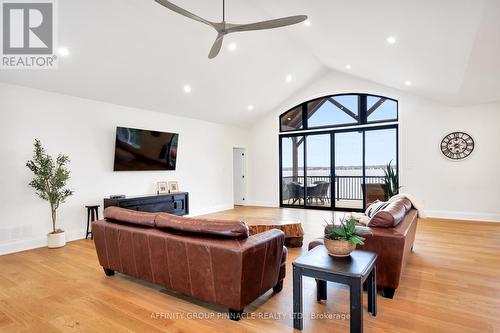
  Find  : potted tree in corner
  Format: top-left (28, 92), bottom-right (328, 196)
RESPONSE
top-left (26, 139), bottom-right (73, 248)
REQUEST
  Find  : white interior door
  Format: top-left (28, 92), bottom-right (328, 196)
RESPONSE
top-left (233, 148), bottom-right (246, 205)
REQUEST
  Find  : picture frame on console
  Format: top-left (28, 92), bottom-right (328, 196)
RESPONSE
top-left (157, 181), bottom-right (168, 194)
top-left (168, 181), bottom-right (179, 193)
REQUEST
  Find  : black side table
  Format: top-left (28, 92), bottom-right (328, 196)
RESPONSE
top-left (292, 246), bottom-right (377, 333)
top-left (85, 205), bottom-right (100, 240)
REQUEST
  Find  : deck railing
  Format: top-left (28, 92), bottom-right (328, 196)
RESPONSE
top-left (282, 175), bottom-right (385, 201)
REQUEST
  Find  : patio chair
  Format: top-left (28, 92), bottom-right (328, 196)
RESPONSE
top-left (286, 182), bottom-right (304, 204)
top-left (306, 184), bottom-right (322, 204)
top-left (312, 181), bottom-right (330, 204)
top-left (318, 182), bottom-right (330, 203)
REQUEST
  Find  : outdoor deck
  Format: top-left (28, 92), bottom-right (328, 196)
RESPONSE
top-left (281, 199), bottom-right (364, 210)
top-left (282, 175), bottom-right (383, 210)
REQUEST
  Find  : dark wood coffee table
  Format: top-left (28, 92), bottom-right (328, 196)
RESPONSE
top-left (292, 246), bottom-right (377, 333)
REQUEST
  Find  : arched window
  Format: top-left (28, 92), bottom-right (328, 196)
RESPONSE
top-left (279, 93), bottom-right (398, 212)
top-left (280, 94), bottom-right (397, 132)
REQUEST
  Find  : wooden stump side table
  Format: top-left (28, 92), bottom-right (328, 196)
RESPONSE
top-left (247, 222), bottom-right (304, 247)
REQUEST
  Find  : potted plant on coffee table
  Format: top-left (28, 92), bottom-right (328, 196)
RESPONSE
top-left (324, 216), bottom-right (372, 257)
top-left (26, 139), bottom-right (74, 248)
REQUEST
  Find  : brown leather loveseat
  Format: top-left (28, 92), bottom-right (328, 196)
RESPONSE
top-left (92, 207), bottom-right (287, 320)
top-left (309, 198), bottom-right (418, 298)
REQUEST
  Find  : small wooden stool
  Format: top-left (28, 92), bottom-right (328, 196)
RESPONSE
top-left (85, 205), bottom-right (100, 240)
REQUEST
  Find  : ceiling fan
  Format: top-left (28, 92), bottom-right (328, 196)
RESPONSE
top-left (154, 0), bottom-right (308, 59)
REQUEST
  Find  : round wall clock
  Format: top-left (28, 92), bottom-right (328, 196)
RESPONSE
top-left (440, 132), bottom-right (474, 160)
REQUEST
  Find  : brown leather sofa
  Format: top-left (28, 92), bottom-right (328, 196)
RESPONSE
top-left (92, 207), bottom-right (287, 320)
top-left (309, 198), bottom-right (418, 298)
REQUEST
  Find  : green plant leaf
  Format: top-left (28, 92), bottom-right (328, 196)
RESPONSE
top-left (349, 235), bottom-right (365, 245)
top-left (382, 160), bottom-right (400, 198)
top-left (333, 227), bottom-right (346, 238)
top-left (347, 219), bottom-right (356, 234)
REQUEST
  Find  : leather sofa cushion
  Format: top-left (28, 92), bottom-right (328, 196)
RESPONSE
top-left (155, 213), bottom-right (249, 239)
top-left (399, 198), bottom-right (413, 211)
top-left (104, 207), bottom-right (156, 227)
top-left (368, 198), bottom-right (412, 228)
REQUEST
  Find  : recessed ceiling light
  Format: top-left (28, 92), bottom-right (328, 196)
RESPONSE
top-left (404, 81), bottom-right (412, 86)
top-left (228, 43), bottom-right (237, 51)
top-left (287, 117), bottom-right (292, 121)
top-left (183, 85), bottom-right (192, 93)
top-left (247, 105), bottom-right (254, 111)
top-left (345, 64), bottom-right (351, 69)
top-left (57, 47), bottom-right (69, 57)
top-left (387, 36), bottom-right (397, 44)
top-left (286, 74), bottom-right (293, 82)
top-left (304, 20), bottom-right (311, 27)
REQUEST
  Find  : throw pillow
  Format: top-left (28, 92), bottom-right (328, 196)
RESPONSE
top-left (365, 200), bottom-right (389, 218)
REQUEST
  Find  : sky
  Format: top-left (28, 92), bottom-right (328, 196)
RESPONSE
top-left (282, 97), bottom-right (397, 169)
top-left (282, 129), bottom-right (396, 169)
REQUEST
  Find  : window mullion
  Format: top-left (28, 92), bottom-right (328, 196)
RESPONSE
top-left (302, 103), bottom-right (308, 130)
top-left (360, 94), bottom-right (367, 124)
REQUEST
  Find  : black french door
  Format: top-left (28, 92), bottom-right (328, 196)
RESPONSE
top-left (279, 124), bottom-right (398, 212)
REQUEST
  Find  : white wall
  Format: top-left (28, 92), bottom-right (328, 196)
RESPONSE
top-left (0, 83), bottom-right (248, 255)
top-left (246, 71), bottom-right (500, 222)
top-left (1, 70), bottom-right (499, 256)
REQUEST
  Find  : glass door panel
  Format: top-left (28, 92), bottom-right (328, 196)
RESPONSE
top-left (334, 131), bottom-right (364, 210)
top-left (365, 128), bottom-right (397, 204)
top-left (305, 134), bottom-right (331, 207)
top-left (281, 136), bottom-right (304, 206)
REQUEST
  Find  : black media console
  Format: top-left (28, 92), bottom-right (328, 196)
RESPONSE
top-left (103, 192), bottom-right (189, 216)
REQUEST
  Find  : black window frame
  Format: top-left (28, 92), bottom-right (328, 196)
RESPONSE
top-left (279, 124), bottom-right (399, 212)
top-left (278, 93), bottom-right (399, 212)
top-left (279, 105), bottom-right (305, 132)
top-left (279, 93), bottom-right (398, 133)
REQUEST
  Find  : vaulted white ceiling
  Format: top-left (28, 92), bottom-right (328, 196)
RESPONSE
top-left (265, 0), bottom-right (500, 106)
top-left (0, 0), bottom-right (498, 126)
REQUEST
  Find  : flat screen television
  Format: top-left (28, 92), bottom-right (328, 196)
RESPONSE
top-left (113, 126), bottom-right (178, 171)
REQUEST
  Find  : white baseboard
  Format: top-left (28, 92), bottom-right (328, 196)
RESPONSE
top-left (188, 204), bottom-right (235, 217)
top-left (0, 228), bottom-right (87, 256)
top-left (0, 238), bottom-right (47, 256)
top-left (1, 203), bottom-right (238, 256)
top-left (245, 200), bottom-right (278, 208)
top-left (4, 208), bottom-right (497, 256)
top-left (426, 210), bottom-right (500, 222)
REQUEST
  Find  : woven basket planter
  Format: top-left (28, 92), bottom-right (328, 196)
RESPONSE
top-left (324, 238), bottom-right (356, 257)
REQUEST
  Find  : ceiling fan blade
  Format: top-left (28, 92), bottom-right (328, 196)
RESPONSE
top-left (227, 15), bottom-right (307, 33)
top-left (155, 0), bottom-right (214, 28)
top-left (208, 34), bottom-right (224, 59)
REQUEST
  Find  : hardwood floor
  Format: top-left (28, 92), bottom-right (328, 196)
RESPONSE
top-left (0, 206), bottom-right (499, 332)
